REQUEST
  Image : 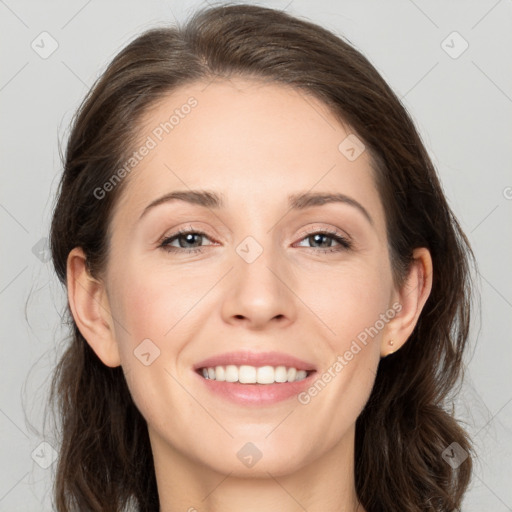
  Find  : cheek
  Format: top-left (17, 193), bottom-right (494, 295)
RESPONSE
top-left (110, 262), bottom-right (195, 343)
top-left (294, 265), bottom-right (389, 445)
top-left (301, 259), bottom-right (393, 345)
top-left (106, 266), bottom-right (191, 426)
top-left (107, 258), bottom-right (226, 389)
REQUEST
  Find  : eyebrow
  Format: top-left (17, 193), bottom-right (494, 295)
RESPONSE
top-left (139, 189), bottom-right (373, 225)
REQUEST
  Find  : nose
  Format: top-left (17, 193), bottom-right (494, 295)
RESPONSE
top-left (220, 242), bottom-right (298, 330)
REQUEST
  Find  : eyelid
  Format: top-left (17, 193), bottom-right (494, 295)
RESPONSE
top-left (294, 224), bottom-right (352, 244)
top-left (296, 225), bottom-right (347, 238)
top-left (158, 226), bottom-right (218, 247)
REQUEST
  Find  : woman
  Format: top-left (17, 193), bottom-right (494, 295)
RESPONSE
top-left (49, 4), bottom-right (475, 511)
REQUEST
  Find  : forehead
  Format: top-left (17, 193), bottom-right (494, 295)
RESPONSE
top-left (111, 77), bottom-right (384, 232)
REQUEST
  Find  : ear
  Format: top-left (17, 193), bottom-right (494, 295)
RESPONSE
top-left (66, 247), bottom-right (121, 367)
top-left (380, 247), bottom-right (433, 357)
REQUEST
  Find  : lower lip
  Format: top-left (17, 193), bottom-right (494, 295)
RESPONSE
top-left (193, 370), bottom-right (317, 406)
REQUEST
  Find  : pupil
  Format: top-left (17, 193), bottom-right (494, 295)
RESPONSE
top-left (312, 234), bottom-right (328, 247)
top-left (181, 233), bottom-right (201, 248)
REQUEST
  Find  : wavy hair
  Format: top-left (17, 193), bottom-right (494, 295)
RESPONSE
top-left (49, 4), bottom-right (475, 511)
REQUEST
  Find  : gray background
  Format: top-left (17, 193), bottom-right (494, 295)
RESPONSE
top-left (1, 0), bottom-right (511, 510)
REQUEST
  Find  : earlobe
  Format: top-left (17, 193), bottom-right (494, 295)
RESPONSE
top-left (66, 247), bottom-right (121, 367)
top-left (380, 247), bottom-right (433, 357)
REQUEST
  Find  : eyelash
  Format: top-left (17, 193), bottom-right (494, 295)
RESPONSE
top-left (158, 227), bottom-right (352, 254)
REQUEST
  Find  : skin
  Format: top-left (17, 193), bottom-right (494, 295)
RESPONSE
top-left (67, 77), bottom-right (432, 512)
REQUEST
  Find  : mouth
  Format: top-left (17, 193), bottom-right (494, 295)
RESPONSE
top-left (195, 365), bottom-right (316, 384)
top-left (191, 351), bottom-right (318, 406)
top-left (193, 350), bottom-right (317, 384)
top-left (193, 363), bottom-right (317, 406)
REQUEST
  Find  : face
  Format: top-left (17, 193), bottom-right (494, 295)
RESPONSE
top-left (102, 77), bottom-right (398, 477)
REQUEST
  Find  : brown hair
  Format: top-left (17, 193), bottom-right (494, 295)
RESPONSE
top-left (49, 3), bottom-right (475, 511)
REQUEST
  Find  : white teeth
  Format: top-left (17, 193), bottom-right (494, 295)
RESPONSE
top-left (287, 367), bottom-right (297, 382)
top-left (199, 364), bottom-right (311, 384)
top-left (225, 365), bottom-right (238, 382)
top-left (257, 365), bottom-right (275, 384)
top-left (274, 366), bottom-right (288, 382)
top-left (239, 365), bottom-right (257, 384)
top-left (215, 365), bottom-right (225, 381)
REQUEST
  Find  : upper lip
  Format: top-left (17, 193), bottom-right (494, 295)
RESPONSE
top-left (193, 351), bottom-right (317, 372)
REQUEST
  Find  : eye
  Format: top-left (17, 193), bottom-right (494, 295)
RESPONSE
top-left (158, 228), bottom-right (216, 254)
top-left (295, 229), bottom-right (352, 253)
top-left (158, 227), bottom-right (352, 255)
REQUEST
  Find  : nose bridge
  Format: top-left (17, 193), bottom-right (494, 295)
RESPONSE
top-left (234, 231), bottom-right (284, 298)
top-left (221, 226), bottom-right (297, 327)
